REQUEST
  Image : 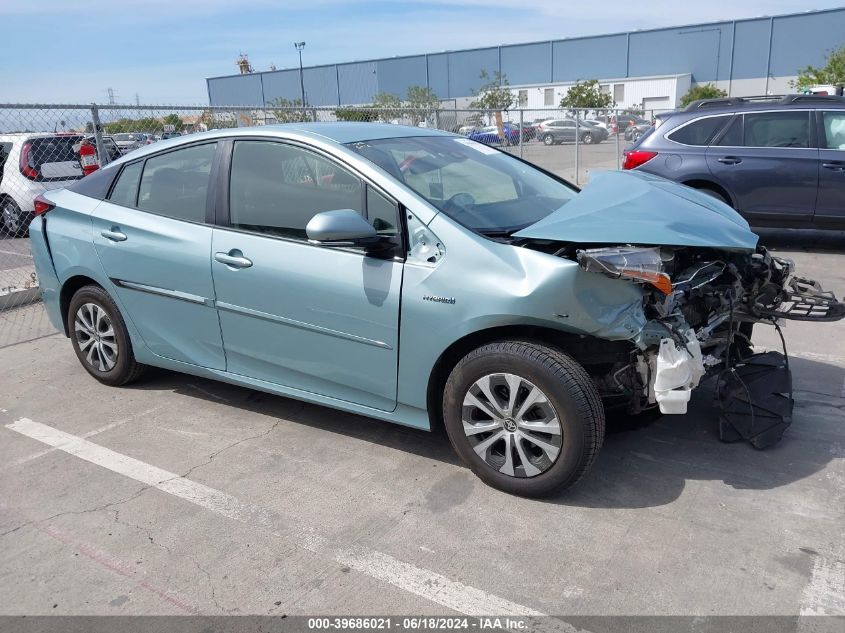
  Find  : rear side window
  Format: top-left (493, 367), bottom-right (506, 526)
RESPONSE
top-left (667, 115), bottom-right (731, 146)
top-left (821, 111), bottom-right (845, 149)
top-left (229, 140), bottom-right (363, 240)
top-left (137, 143), bottom-right (216, 223)
top-left (109, 161), bottom-right (143, 207)
top-left (743, 111), bottom-right (810, 148)
top-left (714, 116), bottom-right (743, 146)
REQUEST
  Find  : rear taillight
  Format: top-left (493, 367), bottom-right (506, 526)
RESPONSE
top-left (19, 142), bottom-right (39, 180)
top-left (33, 194), bottom-right (55, 216)
top-left (622, 150), bottom-right (658, 170)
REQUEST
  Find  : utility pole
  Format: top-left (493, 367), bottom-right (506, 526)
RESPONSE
top-left (107, 88), bottom-right (116, 105)
top-left (294, 42), bottom-right (306, 107)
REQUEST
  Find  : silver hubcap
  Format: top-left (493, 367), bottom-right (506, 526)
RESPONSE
top-left (462, 373), bottom-right (562, 478)
top-left (74, 303), bottom-right (118, 372)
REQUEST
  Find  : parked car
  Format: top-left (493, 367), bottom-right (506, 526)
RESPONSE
top-left (535, 119), bottom-right (607, 145)
top-left (610, 114), bottom-right (650, 135)
top-left (82, 135), bottom-right (122, 163)
top-left (0, 132), bottom-right (84, 236)
top-left (624, 120), bottom-right (652, 142)
top-left (160, 131), bottom-right (182, 140)
top-left (111, 133), bottom-right (146, 154)
top-left (467, 123), bottom-right (522, 145)
top-left (29, 124), bottom-right (843, 496)
top-left (584, 119), bottom-right (610, 134)
top-left (623, 94), bottom-right (845, 229)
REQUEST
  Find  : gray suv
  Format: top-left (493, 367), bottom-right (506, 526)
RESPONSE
top-left (623, 94), bottom-right (845, 230)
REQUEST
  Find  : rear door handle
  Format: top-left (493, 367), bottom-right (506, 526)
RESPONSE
top-left (214, 251), bottom-right (253, 269)
top-left (101, 228), bottom-right (127, 242)
top-left (717, 156), bottom-right (742, 165)
top-left (822, 161), bottom-right (845, 171)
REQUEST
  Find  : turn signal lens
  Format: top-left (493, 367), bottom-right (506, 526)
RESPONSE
top-left (577, 246), bottom-right (673, 294)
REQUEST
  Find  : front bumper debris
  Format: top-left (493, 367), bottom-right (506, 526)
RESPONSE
top-left (715, 351), bottom-right (794, 449)
top-left (754, 276), bottom-right (845, 322)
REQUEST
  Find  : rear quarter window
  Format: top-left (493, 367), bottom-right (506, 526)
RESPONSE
top-left (667, 115), bottom-right (732, 146)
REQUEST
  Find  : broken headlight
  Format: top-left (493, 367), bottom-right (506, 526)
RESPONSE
top-left (577, 246), bottom-right (673, 294)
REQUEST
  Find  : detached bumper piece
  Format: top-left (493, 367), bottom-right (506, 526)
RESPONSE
top-left (716, 352), bottom-right (794, 449)
top-left (755, 277), bottom-right (845, 322)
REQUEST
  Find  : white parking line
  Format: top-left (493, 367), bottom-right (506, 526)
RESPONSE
top-left (799, 553), bottom-right (845, 616)
top-left (5, 417), bottom-right (580, 630)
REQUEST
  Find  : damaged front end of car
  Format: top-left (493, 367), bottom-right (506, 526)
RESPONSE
top-left (569, 243), bottom-right (844, 447)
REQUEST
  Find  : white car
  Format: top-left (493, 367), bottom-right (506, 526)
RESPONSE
top-left (0, 133), bottom-right (84, 236)
top-left (584, 118), bottom-right (610, 133)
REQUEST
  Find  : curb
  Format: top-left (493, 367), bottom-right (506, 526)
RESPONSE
top-left (0, 287), bottom-right (41, 312)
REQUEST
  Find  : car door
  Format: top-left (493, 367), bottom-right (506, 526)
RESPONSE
top-left (815, 110), bottom-right (845, 225)
top-left (91, 141), bottom-right (226, 370)
top-left (211, 139), bottom-right (403, 411)
top-left (706, 110), bottom-right (818, 221)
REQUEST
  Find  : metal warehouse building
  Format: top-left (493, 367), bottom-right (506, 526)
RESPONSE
top-left (206, 8), bottom-right (845, 109)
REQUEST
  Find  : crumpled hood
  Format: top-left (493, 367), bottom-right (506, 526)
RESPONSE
top-left (513, 171), bottom-right (759, 251)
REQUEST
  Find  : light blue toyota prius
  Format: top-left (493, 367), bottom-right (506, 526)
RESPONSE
top-left (29, 123), bottom-right (844, 496)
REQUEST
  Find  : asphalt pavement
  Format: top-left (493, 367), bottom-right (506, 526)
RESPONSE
top-left (0, 234), bottom-right (842, 624)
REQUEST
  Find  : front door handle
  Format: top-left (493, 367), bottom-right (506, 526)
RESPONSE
top-left (214, 251), bottom-right (253, 269)
top-left (101, 228), bottom-right (127, 242)
top-left (822, 161), bottom-right (845, 171)
top-left (717, 156), bottom-right (742, 165)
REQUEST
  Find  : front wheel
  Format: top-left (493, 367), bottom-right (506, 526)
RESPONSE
top-left (443, 341), bottom-right (605, 497)
top-left (542, 134), bottom-right (554, 146)
top-left (68, 285), bottom-right (146, 386)
top-left (582, 132), bottom-right (593, 144)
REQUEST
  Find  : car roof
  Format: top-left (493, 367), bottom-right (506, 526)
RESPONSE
top-left (100, 123), bottom-right (457, 169)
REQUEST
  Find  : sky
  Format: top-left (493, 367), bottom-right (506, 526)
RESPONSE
top-left (1, 0), bottom-right (843, 105)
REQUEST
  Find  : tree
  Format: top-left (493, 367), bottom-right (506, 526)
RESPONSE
top-left (371, 92), bottom-right (403, 121)
top-left (679, 83), bottom-right (728, 107)
top-left (268, 97), bottom-right (312, 123)
top-left (470, 70), bottom-right (516, 112)
top-left (334, 107), bottom-right (379, 122)
top-left (792, 46), bottom-right (845, 90)
top-left (406, 86), bottom-right (439, 109)
top-left (559, 80), bottom-right (614, 110)
top-left (162, 114), bottom-right (184, 131)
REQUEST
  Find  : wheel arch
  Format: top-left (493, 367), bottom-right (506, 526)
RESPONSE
top-left (425, 324), bottom-right (627, 431)
top-left (682, 179), bottom-right (735, 208)
top-left (59, 275), bottom-right (103, 336)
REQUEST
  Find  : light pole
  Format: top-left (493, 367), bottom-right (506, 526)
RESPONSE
top-left (294, 42), bottom-right (306, 107)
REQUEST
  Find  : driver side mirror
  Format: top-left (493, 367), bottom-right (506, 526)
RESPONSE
top-left (306, 209), bottom-right (382, 248)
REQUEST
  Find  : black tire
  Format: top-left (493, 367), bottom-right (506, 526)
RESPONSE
top-left (68, 285), bottom-right (146, 386)
top-left (697, 187), bottom-right (732, 207)
top-left (1, 197), bottom-right (28, 238)
top-left (443, 340), bottom-right (605, 497)
top-left (542, 134), bottom-right (554, 146)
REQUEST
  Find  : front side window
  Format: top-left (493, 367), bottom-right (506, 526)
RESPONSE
top-left (108, 161), bottom-right (143, 207)
top-left (667, 115), bottom-right (731, 146)
top-left (137, 143), bottom-right (215, 222)
top-left (348, 136), bottom-right (577, 236)
top-left (821, 111), bottom-right (845, 149)
top-left (229, 140), bottom-right (363, 240)
top-left (743, 111), bottom-right (810, 148)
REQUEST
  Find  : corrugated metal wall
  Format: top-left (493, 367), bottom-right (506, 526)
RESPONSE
top-left (207, 8), bottom-right (845, 106)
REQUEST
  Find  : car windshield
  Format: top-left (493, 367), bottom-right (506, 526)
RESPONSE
top-left (346, 135), bottom-right (577, 235)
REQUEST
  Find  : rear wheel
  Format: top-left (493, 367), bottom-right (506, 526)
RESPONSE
top-left (582, 132), bottom-right (593, 144)
top-left (68, 285), bottom-right (145, 386)
top-left (1, 198), bottom-right (27, 237)
top-left (443, 341), bottom-right (605, 497)
top-left (542, 134), bottom-right (554, 146)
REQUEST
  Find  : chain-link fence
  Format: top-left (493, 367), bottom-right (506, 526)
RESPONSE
top-left (0, 102), bottom-right (656, 346)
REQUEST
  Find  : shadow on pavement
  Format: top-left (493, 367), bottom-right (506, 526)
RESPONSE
top-left (755, 227), bottom-right (845, 254)
top-left (127, 354), bottom-right (842, 510)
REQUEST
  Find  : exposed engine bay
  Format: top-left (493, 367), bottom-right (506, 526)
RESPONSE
top-left (535, 242), bottom-right (845, 448)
